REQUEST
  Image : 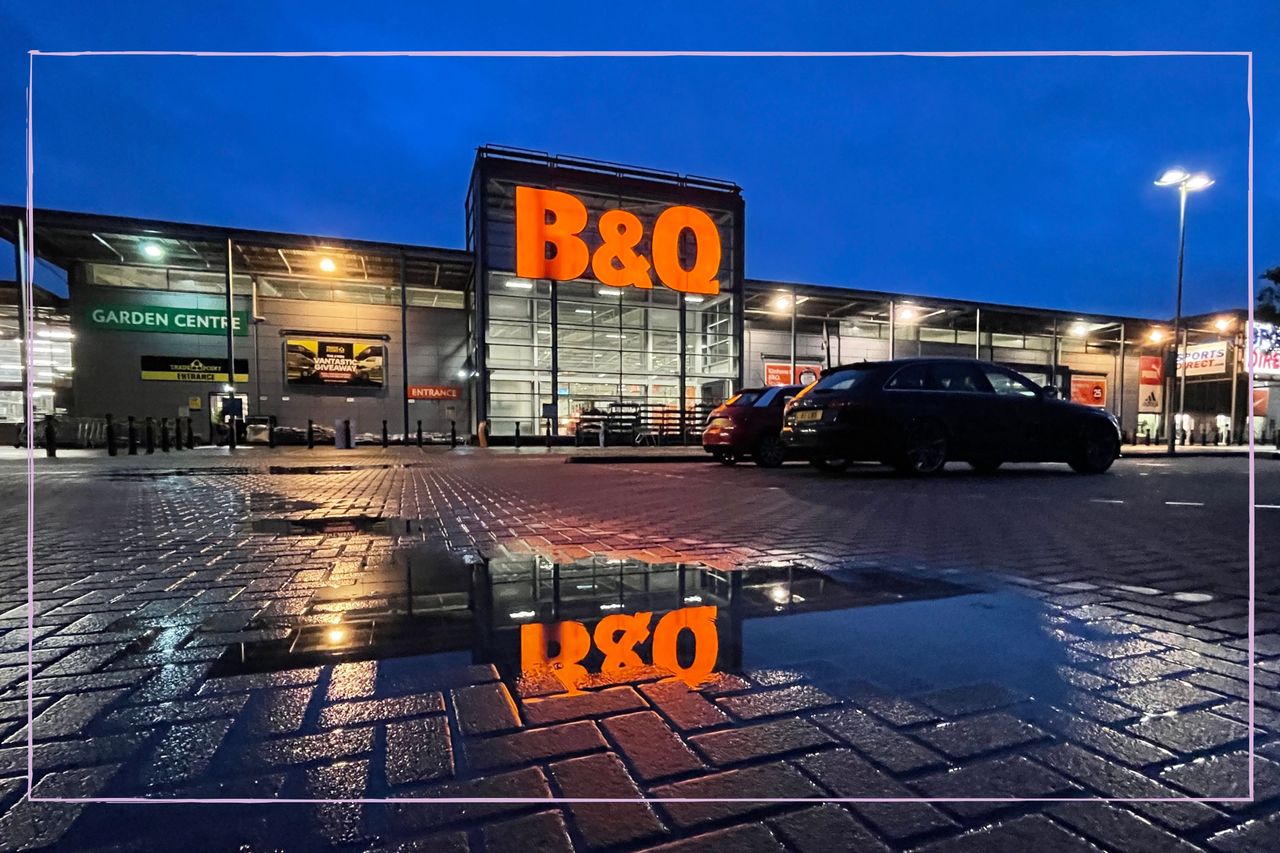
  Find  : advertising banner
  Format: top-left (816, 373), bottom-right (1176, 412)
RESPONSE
top-left (408, 385), bottom-right (462, 400)
top-left (1070, 376), bottom-right (1107, 408)
top-left (1252, 321), bottom-right (1280, 376)
top-left (88, 304), bottom-right (249, 336)
top-left (286, 338), bottom-right (385, 387)
top-left (1255, 388), bottom-right (1271, 418)
top-left (763, 362), bottom-right (822, 387)
top-left (1139, 355), bottom-right (1164, 413)
top-left (140, 355), bottom-right (248, 383)
top-left (1177, 340), bottom-right (1229, 376)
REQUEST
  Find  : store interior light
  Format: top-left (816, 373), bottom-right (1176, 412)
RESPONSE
top-left (684, 294), bottom-right (705, 304)
top-left (1214, 317), bottom-right (1233, 332)
top-left (574, 308), bottom-right (592, 314)
top-left (141, 243), bottom-right (165, 259)
top-left (505, 279), bottom-right (534, 290)
top-left (319, 257), bottom-right (337, 273)
top-left (36, 329), bottom-right (74, 341)
top-left (596, 287), bottom-right (622, 297)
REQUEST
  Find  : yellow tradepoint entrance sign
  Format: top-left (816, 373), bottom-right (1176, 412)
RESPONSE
top-left (140, 356), bottom-right (249, 383)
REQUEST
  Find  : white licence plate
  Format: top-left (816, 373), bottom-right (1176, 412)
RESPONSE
top-left (794, 409), bottom-right (823, 422)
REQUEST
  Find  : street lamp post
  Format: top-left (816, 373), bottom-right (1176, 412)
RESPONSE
top-left (1154, 168), bottom-right (1214, 454)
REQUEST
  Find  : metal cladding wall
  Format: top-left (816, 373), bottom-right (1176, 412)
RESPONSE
top-left (70, 283), bottom-right (254, 435)
top-left (69, 283), bottom-right (468, 439)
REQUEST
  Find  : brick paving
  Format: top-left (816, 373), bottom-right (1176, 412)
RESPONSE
top-left (0, 446), bottom-right (1275, 851)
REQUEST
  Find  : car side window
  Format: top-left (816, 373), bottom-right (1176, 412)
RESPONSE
top-left (930, 363), bottom-right (990, 393)
top-left (885, 364), bottom-right (930, 390)
top-left (983, 367), bottom-right (1040, 397)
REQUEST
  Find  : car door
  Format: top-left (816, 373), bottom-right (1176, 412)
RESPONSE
top-left (978, 364), bottom-right (1046, 460)
top-left (925, 362), bottom-right (995, 459)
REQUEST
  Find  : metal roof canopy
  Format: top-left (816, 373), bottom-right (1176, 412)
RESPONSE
top-left (745, 279), bottom-right (1167, 342)
top-left (0, 207), bottom-right (474, 292)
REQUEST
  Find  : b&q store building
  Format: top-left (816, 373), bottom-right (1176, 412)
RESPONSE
top-left (1, 147), bottom-right (1275, 445)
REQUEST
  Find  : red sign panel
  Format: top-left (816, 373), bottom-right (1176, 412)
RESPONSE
top-left (1255, 388), bottom-right (1271, 417)
top-left (1139, 355), bottom-right (1163, 386)
top-left (1070, 376), bottom-right (1107, 408)
top-left (763, 362), bottom-right (822, 387)
top-left (408, 385), bottom-right (462, 400)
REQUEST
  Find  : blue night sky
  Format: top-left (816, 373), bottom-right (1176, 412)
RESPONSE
top-left (0, 2), bottom-right (1272, 319)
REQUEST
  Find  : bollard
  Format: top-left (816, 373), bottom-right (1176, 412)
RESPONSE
top-left (44, 414), bottom-right (56, 458)
top-left (545, 417), bottom-right (552, 449)
top-left (450, 420), bottom-right (457, 448)
top-left (268, 416), bottom-right (277, 449)
top-left (382, 420), bottom-right (389, 448)
top-left (160, 418), bottom-right (171, 452)
top-left (514, 421), bottom-right (521, 450)
top-left (144, 417), bottom-right (156, 454)
top-left (106, 414), bottom-right (118, 457)
top-left (227, 416), bottom-right (237, 451)
top-left (416, 420), bottom-right (423, 447)
top-left (343, 419), bottom-right (352, 449)
top-left (128, 416), bottom-right (138, 455)
top-left (307, 419), bottom-right (315, 449)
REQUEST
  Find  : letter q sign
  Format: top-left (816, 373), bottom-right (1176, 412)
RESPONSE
top-left (514, 186), bottom-right (722, 295)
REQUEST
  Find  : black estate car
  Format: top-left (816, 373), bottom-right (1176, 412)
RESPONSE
top-left (780, 358), bottom-right (1121, 475)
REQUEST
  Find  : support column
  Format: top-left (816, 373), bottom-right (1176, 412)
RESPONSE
top-left (789, 287), bottom-right (797, 379)
top-left (13, 219), bottom-right (28, 427)
top-left (400, 252), bottom-right (410, 442)
top-left (974, 307), bottom-right (981, 359)
top-left (888, 299), bottom-right (896, 360)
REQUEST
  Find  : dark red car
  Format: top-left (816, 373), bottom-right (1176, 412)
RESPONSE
top-left (702, 385), bottom-right (804, 467)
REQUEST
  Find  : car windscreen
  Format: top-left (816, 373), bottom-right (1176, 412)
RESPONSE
top-left (809, 367), bottom-right (877, 392)
top-left (725, 391), bottom-right (763, 407)
top-left (753, 386), bottom-right (798, 407)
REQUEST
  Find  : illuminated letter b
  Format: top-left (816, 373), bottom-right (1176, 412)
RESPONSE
top-left (515, 187), bottom-right (590, 281)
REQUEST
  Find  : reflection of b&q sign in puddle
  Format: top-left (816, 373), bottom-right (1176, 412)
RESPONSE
top-left (521, 606), bottom-right (718, 694)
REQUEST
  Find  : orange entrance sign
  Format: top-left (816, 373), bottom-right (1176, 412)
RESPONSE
top-left (520, 605), bottom-right (719, 693)
top-left (515, 186), bottom-right (722, 295)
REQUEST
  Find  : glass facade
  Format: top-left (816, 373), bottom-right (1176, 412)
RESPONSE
top-left (472, 151), bottom-right (743, 440)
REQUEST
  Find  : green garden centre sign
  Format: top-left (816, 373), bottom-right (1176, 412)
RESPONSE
top-left (86, 304), bottom-right (250, 336)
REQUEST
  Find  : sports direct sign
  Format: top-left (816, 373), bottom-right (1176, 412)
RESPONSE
top-left (1253, 322), bottom-right (1280, 376)
top-left (1177, 340), bottom-right (1229, 376)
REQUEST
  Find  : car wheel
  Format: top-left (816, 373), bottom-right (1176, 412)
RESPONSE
top-left (754, 435), bottom-right (786, 468)
top-left (1070, 423), bottom-right (1119, 474)
top-left (809, 456), bottom-right (851, 473)
top-left (896, 419), bottom-right (948, 475)
top-left (967, 458), bottom-right (1003, 473)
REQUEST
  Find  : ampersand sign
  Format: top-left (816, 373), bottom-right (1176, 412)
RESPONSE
top-left (591, 209), bottom-right (653, 290)
top-left (593, 611), bottom-right (653, 672)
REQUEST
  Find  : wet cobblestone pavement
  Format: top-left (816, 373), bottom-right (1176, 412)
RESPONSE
top-left (0, 446), bottom-right (1276, 851)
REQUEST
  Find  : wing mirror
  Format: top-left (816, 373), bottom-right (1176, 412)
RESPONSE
top-left (1041, 384), bottom-right (1060, 399)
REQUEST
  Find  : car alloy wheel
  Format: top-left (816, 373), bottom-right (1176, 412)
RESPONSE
top-left (754, 435), bottom-right (786, 468)
top-left (901, 419), bottom-right (948, 475)
top-left (1071, 423), bottom-right (1118, 474)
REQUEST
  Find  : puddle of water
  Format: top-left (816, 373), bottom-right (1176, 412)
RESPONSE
top-left (209, 550), bottom-right (1074, 709)
top-left (250, 516), bottom-right (431, 536)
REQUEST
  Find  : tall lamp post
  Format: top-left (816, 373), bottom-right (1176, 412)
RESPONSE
top-left (1154, 168), bottom-right (1214, 454)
